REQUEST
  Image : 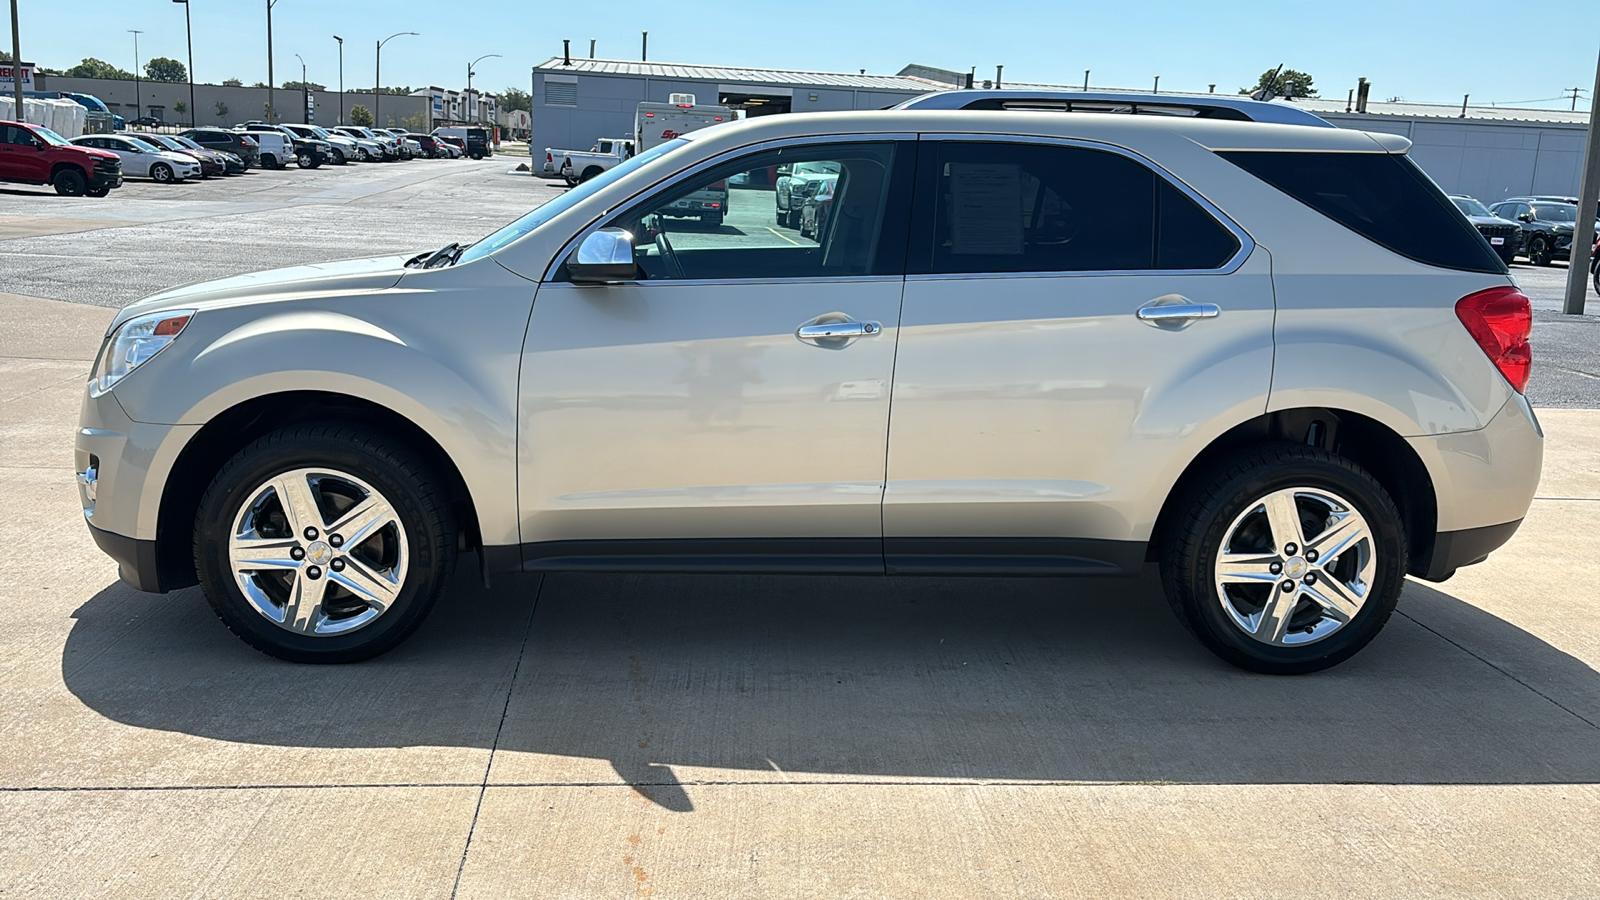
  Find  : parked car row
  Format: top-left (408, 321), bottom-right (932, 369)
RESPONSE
top-left (1452, 193), bottom-right (1600, 267)
top-left (0, 119), bottom-right (481, 194)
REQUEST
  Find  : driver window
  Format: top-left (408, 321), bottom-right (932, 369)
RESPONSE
top-left (610, 142), bottom-right (897, 281)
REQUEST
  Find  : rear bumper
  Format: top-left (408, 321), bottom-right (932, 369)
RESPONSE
top-left (1417, 518), bottom-right (1524, 582)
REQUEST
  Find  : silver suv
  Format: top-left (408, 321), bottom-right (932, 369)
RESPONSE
top-left (76, 107), bottom-right (1542, 673)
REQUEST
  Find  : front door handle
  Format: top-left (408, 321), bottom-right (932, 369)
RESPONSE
top-left (797, 321), bottom-right (881, 340)
top-left (1136, 303), bottom-right (1220, 323)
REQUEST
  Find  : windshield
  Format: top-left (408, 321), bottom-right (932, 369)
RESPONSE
top-left (142, 135), bottom-right (180, 150)
top-left (34, 127), bottom-right (70, 147)
top-left (1453, 197), bottom-right (1491, 217)
top-left (311, 127), bottom-right (336, 138)
top-left (458, 138), bottom-right (691, 266)
top-left (172, 135), bottom-right (205, 151)
top-left (126, 137), bottom-right (163, 152)
top-left (1532, 204), bottom-right (1577, 222)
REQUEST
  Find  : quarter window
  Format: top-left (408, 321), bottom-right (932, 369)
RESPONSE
top-left (918, 141), bottom-right (1239, 275)
top-left (601, 142), bottom-right (905, 281)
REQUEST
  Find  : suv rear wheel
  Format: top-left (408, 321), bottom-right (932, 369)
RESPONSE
top-left (1160, 444), bottom-right (1407, 674)
top-left (1527, 235), bottom-right (1552, 266)
top-left (194, 423), bottom-right (457, 663)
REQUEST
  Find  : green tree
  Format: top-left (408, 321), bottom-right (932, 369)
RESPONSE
top-left (399, 112), bottom-right (425, 131)
top-left (215, 100), bottom-right (229, 118)
top-left (63, 57), bottom-right (137, 80)
top-left (173, 99), bottom-right (187, 120)
top-left (263, 101), bottom-right (274, 119)
top-left (500, 86), bottom-right (531, 113)
top-left (350, 104), bottom-right (373, 126)
top-left (1241, 67), bottom-right (1316, 99)
top-left (281, 80), bottom-right (326, 92)
top-left (144, 57), bottom-right (188, 83)
top-left (222, 77), bottom-right (243, 87)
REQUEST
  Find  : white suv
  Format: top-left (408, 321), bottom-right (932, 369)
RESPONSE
top-left (75, 101), bottom-right (1541, 673)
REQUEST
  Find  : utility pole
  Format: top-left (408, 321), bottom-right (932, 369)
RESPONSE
top-left (641, 31), bottom-right (648, 62)
top-left (1153, 75), bottom-right (1160, 93)
top-left (294, 52), bottom-right (306, 122)
top-left (266, 0), bottom-right (278, 122)
top-left (8, 0), bottom-right (21, 116)
top-left (128, 30), bottom-right (144, 120)
top-left (333, 35), bottom-right (343, 124)
top-left (173, 0), bottom-right (195, 126)
top-left (1563, 48), bottom-right (1600, 315)
top-left (1083, 69), bottom-right (1090, 91)
top-left (1568, 87), bottom-right (1588, 111)
top-left (589, 38), bottom-right (595, 58)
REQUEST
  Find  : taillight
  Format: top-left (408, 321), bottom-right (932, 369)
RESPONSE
top-left (1456, 286), bottom-right (1532, 393)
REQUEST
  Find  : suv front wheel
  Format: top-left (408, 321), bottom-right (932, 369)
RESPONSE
top-left (1160, 445), bottom-right (1407, 674)
top-left (194, 423), bottom-right (457, 663)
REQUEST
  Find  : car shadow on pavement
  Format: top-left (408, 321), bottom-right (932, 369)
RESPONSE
top-left (61, 567), bottom-right (1600, 802)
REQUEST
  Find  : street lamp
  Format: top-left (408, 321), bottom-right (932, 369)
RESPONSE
top-left (467, 53), bottom-right (500, 123)
top-left (375, 31), bottom-right (417, 128)
top-left (171, 0), bottom-right (195, 126)
top-left (128, 29), bottom-right (144, 120)
top-left (266, 0), bottom-right (280, 122)
top-left (332, 35), bottom-right (344, 124)
top-left (294, 52), bottom-right (307, 122)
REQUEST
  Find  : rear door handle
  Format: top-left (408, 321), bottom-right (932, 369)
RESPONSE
top-left (797, 321), bottom-right (881, 340)
top-left (1136, 303), bottom-right (1220, 322)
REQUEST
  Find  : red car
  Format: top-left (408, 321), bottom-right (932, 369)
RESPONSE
top-left (0, 119), bottom-right (121, 196)
top-left (402, 133), bottom-right (447, 158)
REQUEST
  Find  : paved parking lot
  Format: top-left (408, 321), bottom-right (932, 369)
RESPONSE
top-left (2, 156), bottom-right (1599, 897)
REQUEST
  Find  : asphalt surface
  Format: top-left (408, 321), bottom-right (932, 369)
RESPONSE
top-left (0, 157), bottom-right (1596, 407)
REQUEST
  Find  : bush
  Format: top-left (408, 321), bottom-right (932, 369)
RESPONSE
top-left (350, 105), bottom-right (373, 127)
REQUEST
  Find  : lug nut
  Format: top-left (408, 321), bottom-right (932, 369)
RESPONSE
top-left (1303, 572), bottom-right (1317, 585)
top-left (290, 546), bottom-right (305, 561)
top-left (1281, 580), bottom-right (1296, 592)
top-left (1284, 543), bottom-right (1298, 555)
top-left (304, 527), bottom-right (319, 540)
top-left (329, 534), bottom-right (343, 548)
top-left (1306, 549), bottom-right (1318, 563)
top-left (330, 558), bottom-right (345, 572)
top-left (1269, 562), bottom-right (1282, 575)
top-left (305, 565), bottom-right (322, 580)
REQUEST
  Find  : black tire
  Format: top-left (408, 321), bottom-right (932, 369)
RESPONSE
top-left (470, 151), bottom-right (484, 160)
top-left (296, 152), bottom-right (317, 169)
top-left (331, 149), bottom-right (347, 165)
top-left (150, 163), bottom-right (174, 184)
top-left (52, 168), bottom-right (87, 196)
top-left (1159, 444), bottom-right (1407, 675)
top-left (194, 423), bottom-right (458, 663)
top-left (1528, 235), bottom-right (1551, 266)
top-left (581, 166), bottom-right (603, 183)
top-left (358, 148), bottom-right (372, 162)
top-left (1592, 259), bottom-right (1599, 296)
top-left (86, 184), bottom-right (111, 197)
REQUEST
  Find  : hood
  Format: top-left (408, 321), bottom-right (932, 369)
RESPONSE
top-left (158, 151), bottom-right (198, 165)
top-left (112, 255), bottom-right (409, 331)
top-left (1465, 215), bottom-right (1516, 227)
top-left (75, 146), bottom-right (119, 162)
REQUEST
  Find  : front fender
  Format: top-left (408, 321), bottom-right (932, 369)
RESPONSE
top-left (110, 260), bottom-right (536, 546)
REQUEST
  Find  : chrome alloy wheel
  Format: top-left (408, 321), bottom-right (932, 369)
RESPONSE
top-left (228, 467), bottom-right (409, 636)
top-left (1212, 487), bottom-right (1376, 646)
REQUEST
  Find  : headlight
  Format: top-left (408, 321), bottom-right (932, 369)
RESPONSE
top-left (89, 310), bottom-right (195, 396)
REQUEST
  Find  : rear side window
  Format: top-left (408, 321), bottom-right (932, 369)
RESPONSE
top-left (915, 141), bottom-right (1241, 275)
top-left (1220, 150), bottom-right (1504, 273)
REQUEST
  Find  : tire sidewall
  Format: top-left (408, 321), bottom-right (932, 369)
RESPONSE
top-left (195, 429), bottom-right (454, 662)
top-left (1170, 452), bottom-right (1407, 674)
top-left (53, 170), bottom-right (86, 195)
top-left (151, 163), bottom-right (172, 183)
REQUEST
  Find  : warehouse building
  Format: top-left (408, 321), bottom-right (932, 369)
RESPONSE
top-left (530, 57), bottom-right (1591, 205)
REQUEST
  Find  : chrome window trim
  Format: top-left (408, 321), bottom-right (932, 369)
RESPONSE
top-left (539, 133), bottom-right (918, 284)
top-left (911, 132), bottom-right (1256, 278)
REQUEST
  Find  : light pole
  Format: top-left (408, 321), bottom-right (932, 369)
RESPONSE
top-left (294, 52), bottom-right (307, 122)
top-left (1563, 45), bottom-right (1600, 315)
top-left (332, 35), bottom-right (343, 124)
top-left (467, 53), bottom-right (499, 123)
top-left (266, 0), bottom-right (279, 122)
top-left (8, 0), bottom-right (22, 116)
top-left (128, 29), bottom-right (144, 120)
top-left (172, 0), bottom-right (195, 126)
top-left (375, 31), bottom-right (417, 127)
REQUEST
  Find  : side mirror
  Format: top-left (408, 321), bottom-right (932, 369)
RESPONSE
top-left (1519, 213), bottom-right (1535, 222)
top-left (567, 228), bottom-right (638, 283)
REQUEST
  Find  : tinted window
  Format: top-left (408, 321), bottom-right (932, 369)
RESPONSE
top-left (1221, 150), bottom-right (1504, 274)
top-left (0, 124), bottom-right (31, 145)
top-left (919, 142), bottom-right (1238, 275)
top-left (602, 142), bottom-right (904, 281)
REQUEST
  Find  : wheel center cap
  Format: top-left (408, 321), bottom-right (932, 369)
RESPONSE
top-left (1283, 556), bottom-right (1310, 579)
top-left (305, 541), bottom-right (333, 566)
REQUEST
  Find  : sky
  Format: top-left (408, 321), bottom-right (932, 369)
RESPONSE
top-left (9, 0), bottom-right (1600, 109)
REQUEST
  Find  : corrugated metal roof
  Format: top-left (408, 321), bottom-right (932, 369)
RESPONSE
top-left (533, 57), bottom-right (940, 92)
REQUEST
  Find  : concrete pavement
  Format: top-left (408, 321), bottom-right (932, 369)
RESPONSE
top-left (0, 288), bottom-right (1597, 897)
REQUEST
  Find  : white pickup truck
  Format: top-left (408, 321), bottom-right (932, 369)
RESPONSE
top-left (555, 137), bottom-right (633, 185)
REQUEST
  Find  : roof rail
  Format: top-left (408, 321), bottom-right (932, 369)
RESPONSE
top-left (892, 89), bottom-right (1335, 128)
